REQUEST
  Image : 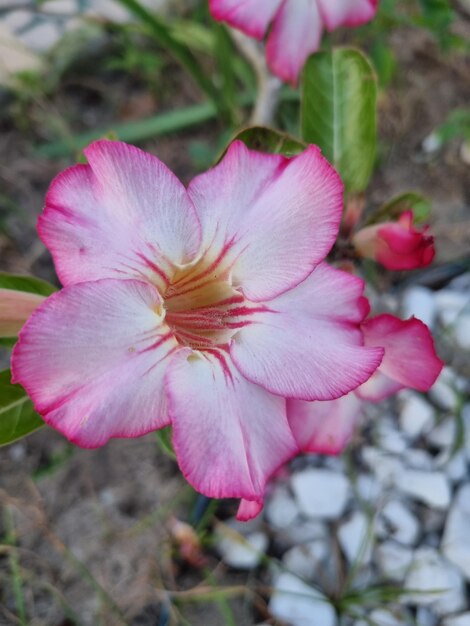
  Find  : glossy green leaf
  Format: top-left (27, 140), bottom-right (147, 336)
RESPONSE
top-left (0, 273), bottom-right (57, 296)
top-left (224, 126), bottom-right (306, 159)
top-left (0, 370), bottom-right (44, 446)
top-left (365, 192), bottom-right (432, 226)
top-left (301, 47), bottom-right (377, 193)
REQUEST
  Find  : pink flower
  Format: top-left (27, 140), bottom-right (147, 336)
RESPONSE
top-left (11, 139), bottom-right (382, 505)
top-left (353, 211), bottom-right (435, 270)
top-left (238, 313), bottom-right (443, 520)
top-left (209, 0), bottom-right (379, 84)
top-left (0, 289), bottom-right (46, 337)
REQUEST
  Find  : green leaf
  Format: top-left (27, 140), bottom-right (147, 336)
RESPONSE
top-left (226, 126), bottom-right (307, 158)
top-left (365, 192), bottom-right (432, 226)
top-left (0, 273), bottom-right (57, 296)
top-left (155, 426), bottom-right (176, 460)
top-left (0, 369), bottom-right (44, 446)
top-left (301, 47), bottom-right (378, 193)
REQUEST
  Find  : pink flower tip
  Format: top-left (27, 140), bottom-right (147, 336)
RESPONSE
top-left (353, 210), bottom-right (436, 271)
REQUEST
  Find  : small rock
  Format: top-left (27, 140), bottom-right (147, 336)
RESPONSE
top-left (395, 470), bottom-right (451, 509)
top-left (399, 393), bottom-right (435, 439)
top-left (402, 286), bottom-right (436, 328)
top-left (368, 609), bottom-right (402, 626)
top-left (269, 573), bottom-right (337, 626)
top-left (356, 474), bottom-right (381, 503)
top-left (17, 21), bottom-right (63, 52)
top-left (405, 449), bottom-right (434, 471)
top-left (405, 547), bottom-right (465, 615)
top-left (429, 367), bottom-right (461, 411)
top-left (442, 483), bottom-right (470, 580)
top-left (283, 540), bottom-right (328, 580)
top-left (376, 541), bottom-right (413, 581)
top-left (278, 519), bottom-right (328, 547)
top-left (216, 528), bottom-right (267, 570)
top-left (376, 421), bottom-right (408, 454)
top-left (454, 315), bottom-right (470, 350)
top-left (41, 0), bottom-right (78, 14)
top-left (361, 447), bottom-right (403, 486)
top-left (434, 290), bottom-right (469, 326)
top-left (266, 486), bottom-right (299, 529)
top-left (338, 511), bottom-right (373, 565)
top-left (427, 417), bottom-right (457, 450)
top-left (415, 607), bottom-right (439, 626)
top-left (443, 613), bottom-right (470, 626)
top-left (291, 469), bottom-right (349, 519)
top-left (436, 449), bottom-right (468, 483)
top-left (8, 443), bottom-right (26, 462)
top-left (377, 500), bottom-right (420, 545)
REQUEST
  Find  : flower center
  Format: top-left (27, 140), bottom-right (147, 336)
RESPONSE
top-left (162, 253), bottom-right (249, 350)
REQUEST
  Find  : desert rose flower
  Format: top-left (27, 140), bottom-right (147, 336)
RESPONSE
top-left (11, 139), bottom-right (383, 507)
top-left (238, 313), bottom-right (443, 520)
top-left (209, 0), bottom-right (379, 84)
top-left (0, 289), bottom-right (46, 337)
top-left (353, 210), bottom-right (435, 270)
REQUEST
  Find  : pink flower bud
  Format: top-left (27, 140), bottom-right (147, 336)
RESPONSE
top-left (0, 289), bottom-right (46, 337)
top-left (353, 211), bottom-right (435, 270)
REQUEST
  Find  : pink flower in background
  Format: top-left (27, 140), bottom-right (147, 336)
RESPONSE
top-left (0, 290), bottom-right (46, 337)
top-left (238, 313), bottom-right (443, 520)
top-left (209, 0), bottom-right (379, 84)
top-left (12, 139), bottom-right (383, 506)
top-left (353, 210), bottom-right (435, 270)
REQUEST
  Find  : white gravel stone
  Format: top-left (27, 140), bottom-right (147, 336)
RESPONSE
top-left (394, 470), bottom-right (451, 509)
top-left (269, 573), bottom-right (337, 626)
top-left (265, 486), bottom-right (299, 530)
top-left (356, 474), bottom-right (381, 503)
top-left (376, 421), bottom-right (408, 454)
top-left (399, 393), bottom-right (435, 439)
top-left (376, 541), bottom-right (413, 581)
top-left (338, 511), bottom-right (374, 565)
top-left (442, 483), bottom-right (470, 580)
top-left (434, 290), bottom-right (469, 326)
top-left (402, 286), bottom-right (436, 328)
top-left (436, 449), bottom-right (468, 483)
top-left (427, 417), bottom-right (457, 449)
top-left (17, 21), bottom-right (63, 52)
top-left (405, 449), bottom-right (434, 471)
top-left (454, 315), bottom-right (470, 350)
top-left (283, 541), bottom-right (328, 580)
top-left (415, 607), bottom-right (439, 626)
top-left (443, 613), bottom-right (470, 626)
top-left (378, 500), bottom-right (420, 545)
top-left (361, 447), bottom-right (403, 486)
top-left (291, 469), bottom-right (349, 519)
top-left (429, 367), bottom-right (461, 411)
top-left (41, 0), bottom-right (78, 14)
top-left (279, 519), bottom-right (328, 547)
top-left (368, 609), bottom-right (402, 626)
top-left (216, 529), bottom-right (267, 570)
top-left (405, 547), bottom-right (465, 615)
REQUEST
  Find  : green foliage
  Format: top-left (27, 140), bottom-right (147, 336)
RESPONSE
top-left (156, 426), bottom-right (176, 460)
top-left (365, 192), bottom-right (432, 226)
top-left (0, 370), bottom-right (44, 446)
top-left (0, 273), bottom-right (57, 296)
top-left (301, 48), bottom-right (378, 194)
top-left (228, 126), bottom-right (306, 157)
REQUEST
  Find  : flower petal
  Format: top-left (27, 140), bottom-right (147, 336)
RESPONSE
top-left (188, 141), bottom-right (343, 302)
top-left (209, 0), bottom-right (282, 39)
top-left (357, 314), bottom-right (444, 401)
top-left (11, 279), bottom-right (180, 447)
top-left (166, 350), bottom-right (297, 500)
top-left (317, 0), bottom-right (378, 31)
top-left (39, 140), bottom-right (201, 288)
top-left (231, 263), bottom-right (383, 401)
top-left (287, 393), bottom-right (363, 455)
top-left (266, 0), bottom-right (324, 85)
top-left (237, 499), bottom-right (264, 522)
